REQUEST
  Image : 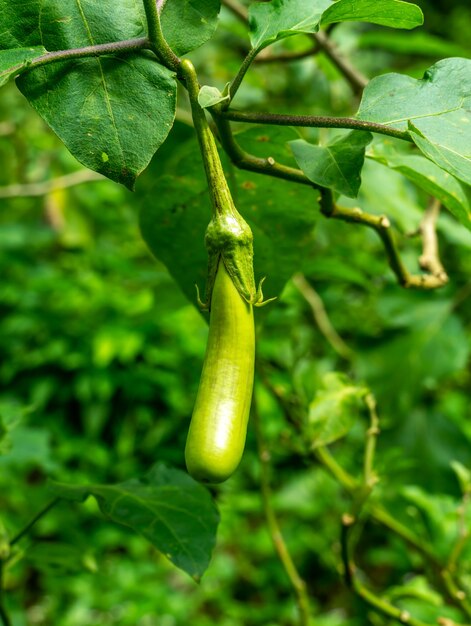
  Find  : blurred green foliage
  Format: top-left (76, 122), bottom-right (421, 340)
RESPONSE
top-left (1, 1), bottom-right (471, 625)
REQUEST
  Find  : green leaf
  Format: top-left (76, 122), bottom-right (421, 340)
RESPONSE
top-left (0, 0), bottom-right (177, 188)
top-left (409, 121), bottom-right (471, 187)
top-left (0, 47), bottom-right (45, 87)
top-left (321, 0), bottom-right (423, 30)
top-left (357, 58), bottom-right (471, 187)
top-left (50, 463), bottom-right (219, 580)
top-left (248, 0), bottom-right (333, 51)
top-left (198, 84), bottom-right (230, 109)
top-left (161, 0), bottom-right (221, 55)
top-left (290, 131), bottom-right (372, 198)
top-left (139, 126), bottom-right (318, 306)
top-left (368, 142), bottom-right (471, 230)
top-left (308, 373), bottom-right (368, 448)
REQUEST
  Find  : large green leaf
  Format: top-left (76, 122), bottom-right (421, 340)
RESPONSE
top-left (0, 47), bottom-right (45, 87)
top-left (248, 0), bottom-right (421, 52)
top-left (248, 0), bottom-right (333, 51)
top-left (160, 0), bottom-right (221, 55)
top-left (0, 0), bottom-right (177, 188)
top-left (139, 126), bottom-right (318, 306)
top-left (321, 0), bottom-right (423, 30)
top-left (368, 141), bottom-right (471, 230)
top-left (308, 373), bottom-right (368, 448)
top-left (357, 58), bottom-right (471, 186)
top-left (50, 464), bottom-right (219, 581)
top-left (409, 121), bottom-right (471, 187)
top-left (290, 131), bottom-right (372, 198)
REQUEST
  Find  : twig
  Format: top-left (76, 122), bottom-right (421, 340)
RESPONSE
top-left (255, 44), bottom-right (321, 64)
top-left (312, 32), bottom-right (368, 96)
top-left (216, 109), bottom-right (412, 142)
top-left (363, 393), bottom-right (380, 490)
top-left (221, 0), bottom-right (248, 23)
top-left (418, 199), bottom-right (448, 283)
top-left (253, 393), bottom-right (312, 626)
top-left (258, 363), bottom-right (471, 618)
top-left (292, 273), bottom-right (353, 360)
top-left (10, 498), bottom-right (60, 548)
top-left (320, 193), bottom-right (449, 290)
top-left (8, 38), bottom-right (150, 80)
top-left (211, 111), bottom-right (315, 186)
top-left (0, 170), bottom-right (105, 199)
top-left (0, 563), bottom-right (11, 626)
top-left (341, 515), bottom-right (433, 626)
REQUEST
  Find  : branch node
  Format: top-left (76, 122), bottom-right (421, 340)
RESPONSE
top-left (399, 610), bottom-right (411, 623)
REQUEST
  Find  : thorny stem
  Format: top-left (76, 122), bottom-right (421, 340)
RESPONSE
top-left (9, 498), bottom-right (61, 548)
top-left (253, 394), bottom-right (312, 626)
top-left (292, 273), bottom-right (354, 361)
top-left (216, 109), bottom-right (412, 142)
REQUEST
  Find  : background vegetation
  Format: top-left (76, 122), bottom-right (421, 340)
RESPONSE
top-left (1, 0), bottom-right (471, 624)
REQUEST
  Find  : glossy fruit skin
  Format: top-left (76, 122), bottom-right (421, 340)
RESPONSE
top-left (185, 261), bottom-right (255, 484)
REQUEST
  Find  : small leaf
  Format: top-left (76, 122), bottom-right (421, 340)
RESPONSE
top-left (50, 464), bottom-right (219, 580)
top-left (308, 373), bottom-right (368, 448)
top-left (0, 47), bottom-right (45, 87)
top-left (321, 0), bottom-right (423, 30)
top-left (198, 84), bottom-right (230, 109)
top-left (290, 131), bottom-right (372, 198)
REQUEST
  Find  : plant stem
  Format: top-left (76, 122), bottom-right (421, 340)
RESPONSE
top-left (225, 48), bottom-right (259, 108)
top-left (216, 109), bottom-right (412, 142)
top-left (211, 111), bottom-right (316, 186)
top-left (418, 199), bottom-right (448, 282)
top-left (292, 273), bottom-right (354, 360)
top-left (10, 498), bottom-right (60, 548)
top-left (363, 393), bottom-right (380, 489)
top-left (10, 38), bottom-right (150, 78)
top-left (180, 60), bottom-right (238, 219)
top-left (221, 0), bottom-right (248, 22)
top-left (0, 170), bottom-right (104, 199)
top-left (320, 193), bottom-right (448, 290)
top-left (0, 563), bottom-right (11, 626)
top-left (253, 395), bottom-right (312, 626)
top-left (142, 0), bottom-right (180, 71)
